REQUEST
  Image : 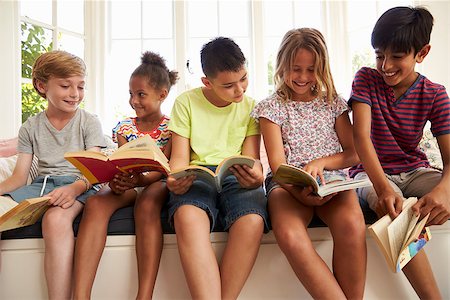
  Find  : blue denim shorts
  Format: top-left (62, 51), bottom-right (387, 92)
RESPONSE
top-left (168, 173), bottom-right (269, 232)
top-left (6, 175), bottom-right (98, 204)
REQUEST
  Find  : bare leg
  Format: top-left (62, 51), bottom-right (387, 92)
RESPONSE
top-left (73, 187), bottom-right (136, 299)
top-left (174, 205), bottom-right (221, 300)
top-left (134, 182), bottom-right (167, 299)
top-left (42, 201), bottom-right (84, 300)
top-left (269, 188), bottom-right (346, 300)
top-left (220, 214), bottom-right (264, 299)
top-left (403, 250), bottom-right (441, 299)
top-left (317, 190), bottom-right (367, 300)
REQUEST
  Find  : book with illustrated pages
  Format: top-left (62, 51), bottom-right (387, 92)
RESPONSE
top-left (65, 135), bottom-right (170, 184)
top-left (368, 197), bottom-right (431, 272)
top-left (0, 196), bottom-right (51, 232)
top-left (273, 163), bottom-right (372, 197)
top-left (170, 155), bottom-right (256, 192)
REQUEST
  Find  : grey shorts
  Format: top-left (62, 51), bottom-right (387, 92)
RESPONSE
top-left (6, 175), bottom-right (99, 204)
top-left (354, 167), bottom-right (442, 211)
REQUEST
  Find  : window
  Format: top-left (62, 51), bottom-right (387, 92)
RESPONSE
top-left (20, 0), bottom-right (85, 122)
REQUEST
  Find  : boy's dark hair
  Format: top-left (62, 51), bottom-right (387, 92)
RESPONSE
top-left (371, 6), bottom-right (433, 54)
top-left (132, 51), bottom-right (178, 92)
top-left (200, 37), bottom-right (246, 78)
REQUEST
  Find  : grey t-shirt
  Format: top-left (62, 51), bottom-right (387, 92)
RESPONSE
top-left (17, 109), bottom-right (107, 177)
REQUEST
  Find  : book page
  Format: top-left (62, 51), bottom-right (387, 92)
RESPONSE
top-left (402, 213), bottom-right (430, 248)
top-left (387, 198), bottom-right (418, 262)
top-left (368, 215), bottom-right (396, 269)
top-left (0, 196), bottom-right (18, 216)
top-left (216, 155), bottom-right (255, 185)
top-left (317, 178), bottom-right (372, 197)
top-left (171, 166), bottom-right (216, 188)
top-left (0, 197), bottom-right (50, 232)
top-left (273, 164), bottom-right (319, 192)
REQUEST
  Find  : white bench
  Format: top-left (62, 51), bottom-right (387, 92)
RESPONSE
top-left (1, 223), bottom-right (449, 299)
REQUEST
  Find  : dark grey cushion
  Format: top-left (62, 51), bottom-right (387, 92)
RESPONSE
top-left (1, 200), bottom-right (378, 240)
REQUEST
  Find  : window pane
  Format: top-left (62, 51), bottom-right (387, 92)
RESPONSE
top-left (264, 1), bottom-right (293, 37)
top-left (219, 1), bottom-right (250, 37)
top-left (347, 1), bottom-right (377, 31)
top-left (142, 39), bottom-right (175, 72)
top-left (58, 34), bottom-right (84, 58)
top-left (294, 1), bottom-right (322, 30)
top-left (21, 22), bottom-right (53, 79)
top-left (188, 1), bottom-right (218, 37)
top-left (20, 0), bottom-right (52, 24)
top-left (106, 40), bottom-right (142, 130)
top-left (142, 1), bottom-right (173, 39)
top-left (57, 0), bottom-right (84, 33)
top-left (185, 37), bottom-right (206, 89)
top-left (111, 1), bottom-right (141, 39)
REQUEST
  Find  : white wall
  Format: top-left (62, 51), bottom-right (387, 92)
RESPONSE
top-left (0, 1), bottom-right (21, 139)
top-left (417, 1), bottom-right (450, 88)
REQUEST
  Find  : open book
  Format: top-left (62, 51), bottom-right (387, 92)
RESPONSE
top-left (368, 197), bottom-right (431, 272)
top-left (65, 135), bottom-right (170, 184)
top-left (0, 196), bottom-right (51, 232)
top-left (170, 155), bottom-right (256, 192)
top-left (273, 163), bottom-right (372, 197)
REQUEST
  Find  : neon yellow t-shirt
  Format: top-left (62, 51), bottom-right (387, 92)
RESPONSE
top-left (169, 87), bottom-right (260, 166)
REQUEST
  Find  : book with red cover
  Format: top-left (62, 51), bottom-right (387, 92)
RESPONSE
top-left (64, 135), bottom-right (170, 184)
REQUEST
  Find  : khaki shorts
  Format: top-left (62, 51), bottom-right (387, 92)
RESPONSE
top-left (354, 167), bottom-right (442, 211)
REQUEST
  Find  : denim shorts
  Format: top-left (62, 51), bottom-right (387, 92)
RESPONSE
top-left (168, 173), bottom-right (269, 232)
top-left (6, 175), bottom-right (98, 204)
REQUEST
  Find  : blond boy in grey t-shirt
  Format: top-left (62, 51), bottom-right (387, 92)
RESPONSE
top-left (0, 51), bottom-right (106, 299)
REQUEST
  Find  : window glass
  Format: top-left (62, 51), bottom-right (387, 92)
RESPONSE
top-left (58, 34), bottom-right (84, 58)
top-left (264, 1), bottom-right (293, 37)
top-left (188, 1), bottom-right (218, 37)
top-left (57, 1), bottom-right (84, 33)
top-left (21, 22), bottom-right (53, 80)
top-left (20, 0), bottom-right (85, 123)
top-left (106, 40), bottom-right (142, 130)
top-left (143, 1), bottom-right (173, 39)
top-left (20, 0), bottom-right (52, 23)
top-left (219, 1), bottom-right (250, 37)
top-left (111, 1), bottom-right (141, 39)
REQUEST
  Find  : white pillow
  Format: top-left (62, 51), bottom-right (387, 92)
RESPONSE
top-left (0, 155), bottom-right (39, 185)
top-left (0, 155), bottom-right (18, 183)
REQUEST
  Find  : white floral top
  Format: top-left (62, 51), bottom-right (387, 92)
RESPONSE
top-left (252, 93), bottom-right (349, 179)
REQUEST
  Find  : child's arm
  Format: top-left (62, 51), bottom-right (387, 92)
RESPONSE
top-left (0, 152), bottom-right (33, 195)
top-left (260, 118), bottom-right (325, 205)
top-left (352, 101), bottom-right (403, 218)
top-left (413, 133), bottom-right (450, 225)
top-left (110, 135), bottom-right (168, 193)
top-left (46, 146), bottom-right (101, 208)
top-left (303, 111), bottom-right (359, 183)
top-left (166, 132), bottom-right (195, 195)
top-left (229, 134), bottom-right (264, 189)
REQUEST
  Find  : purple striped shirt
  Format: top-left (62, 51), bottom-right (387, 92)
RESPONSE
top-left (348, 67), bottom-right (450, 176)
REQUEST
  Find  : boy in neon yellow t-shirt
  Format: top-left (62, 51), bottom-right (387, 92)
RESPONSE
top-left (167, 37), bottom-right (268, 299)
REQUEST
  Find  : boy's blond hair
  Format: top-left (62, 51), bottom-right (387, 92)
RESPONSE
top-left (32, 50), bottom-right (86, 98)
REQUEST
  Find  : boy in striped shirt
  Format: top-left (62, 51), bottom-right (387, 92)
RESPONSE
top-left (349, 6), bottom-right (449, 298)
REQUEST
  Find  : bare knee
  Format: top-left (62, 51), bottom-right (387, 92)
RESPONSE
top-left (82, 194), bottom-right (114, 221)
top-left (274, 225), bottom-right (311, 255)
top-left (42, 208), bottom-right (75, 238)
top-left (134, 196), bottom-right (163, 223)
top-left (230, 213), bottom-right (264, 236)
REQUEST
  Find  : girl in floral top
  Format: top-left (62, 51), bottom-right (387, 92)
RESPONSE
top-left (252, 28), bottom-right (367, 299)
top-left (73, 51), bottom-right (178, 299)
